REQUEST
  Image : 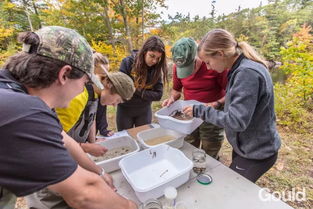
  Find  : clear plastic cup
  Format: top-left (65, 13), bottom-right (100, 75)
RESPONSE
top-left (192, 149), bottom-right (206, 174)
top-left (140, 198), bottom-right (163, 209)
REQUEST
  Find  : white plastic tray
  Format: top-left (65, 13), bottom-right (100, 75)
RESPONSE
top-left (155, 100), bottom-right (204, 134)
top-left (89, 136), bottom-right (139, 173)
top-left (119, 144), bottom-right (193, 202)
top-left (137, 127), bottom-right (185, 149)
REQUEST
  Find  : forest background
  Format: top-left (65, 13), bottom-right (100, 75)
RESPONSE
top-left (0, 0), bottom-right (312, 208)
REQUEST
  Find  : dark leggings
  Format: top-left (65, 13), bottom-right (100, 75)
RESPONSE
top-left (116, 105), bottom-right (152, 131)
top-left (229, 151), bottom-right (278, 183)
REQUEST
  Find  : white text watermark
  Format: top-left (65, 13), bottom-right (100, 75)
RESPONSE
top-left (259, 187), bottom-right (307, 202)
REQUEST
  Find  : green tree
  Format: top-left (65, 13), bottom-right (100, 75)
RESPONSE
top-left (280, 25), bottom-right (313, 103)
top-left (11, 0), bottom-right (44, 30)
top-left (274, 25), bottom-right (313, 131)
top-left (0, 1), bottom-right (26, 65)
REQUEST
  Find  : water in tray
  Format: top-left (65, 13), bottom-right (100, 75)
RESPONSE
top-left (128, 159), bottom-right (179, 189)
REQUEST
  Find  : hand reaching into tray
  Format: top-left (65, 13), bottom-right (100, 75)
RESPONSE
top-left (182, 105), bottom-right (194, 118)
top-left (83, 143), bottom-right (108, 157)
top-left (162, 97), bottom-right (175, 107)
top-left (169, 109), bottom-right (193, 120)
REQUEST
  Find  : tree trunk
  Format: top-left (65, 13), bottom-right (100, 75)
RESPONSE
top-left (141, 0), bottom-right (144, 43)
top-left (101, 0), bottom-right (115, 48)
top-left (21, 0), bottom-right (33, 31)
top-left (25, 11), bottom-right (34, 31)
top-left (135, 16), bottom-right (139, 48)
top-left (118, 0), bottom-right (133, 53)
top-left (32, 0), bottom-right (42, 28)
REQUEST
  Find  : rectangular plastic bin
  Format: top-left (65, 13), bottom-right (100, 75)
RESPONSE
top-left (154, 100), bottom-right (204, 134)
top-left (137, 127), bottom-right (185, 149)
top-left (89, 136), bottom-right (139, 173)
top-left (119, 144), bottom-right (193, 202)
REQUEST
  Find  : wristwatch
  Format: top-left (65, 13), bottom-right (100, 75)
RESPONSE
top-left (99, 167), bottom-right (106, 177)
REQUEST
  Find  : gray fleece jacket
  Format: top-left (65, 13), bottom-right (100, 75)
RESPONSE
top-left (193, 54), bottom-right (281, 160)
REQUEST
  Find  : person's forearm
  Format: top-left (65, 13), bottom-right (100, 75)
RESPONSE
top-left (70, 173), bottom-right (135, 209)
top-left (211, 96), bottom-right (225, 109)
top-left (140, 89), bottom-right (163, 101)
top-left (62, 131), bottom-right (101, 175)
top-left (87, 120), bottom-right (96, 143)
top-left (49, 166), bottom-right (137, 209)
top-left (171, 89), bottom-right (182, 101)
top-left (217, 96), bottom-right (225, 104)
top-left (80, 143), bottom-right (93, 154)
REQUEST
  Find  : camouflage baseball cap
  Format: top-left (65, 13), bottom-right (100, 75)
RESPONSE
top-left (31, 26), bottom-right (103, 89)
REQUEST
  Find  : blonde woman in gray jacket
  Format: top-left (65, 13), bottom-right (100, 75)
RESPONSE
top-left (183, 29), bottom-right (281, 183)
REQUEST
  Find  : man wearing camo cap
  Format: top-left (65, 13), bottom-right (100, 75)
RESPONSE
top-left (0, 26), bottom-right (137, 209)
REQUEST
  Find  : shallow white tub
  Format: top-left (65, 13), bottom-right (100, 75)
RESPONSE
top-left (89, 136), bottom-right (139, 173)
top-left (154, 100), bottom-right (204, 134)
top-left (119, 144), bottom-right (193, 202)
top-left (137, 127), bottom-right (185, 149)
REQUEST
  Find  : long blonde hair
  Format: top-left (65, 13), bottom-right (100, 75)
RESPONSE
top-left (198, 29), bottom-right (268, 68)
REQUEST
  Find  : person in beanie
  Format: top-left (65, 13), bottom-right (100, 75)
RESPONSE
top-left (55, 52), bottom-right (135, 157)
top-left (0, 26), bottom-right (137, 209)
top-left (183, 29), bottom-right (281, 182)
top-left (116, 36), bottom-right (168, 131)
top-left (163, 37), bottom-right (228, 159)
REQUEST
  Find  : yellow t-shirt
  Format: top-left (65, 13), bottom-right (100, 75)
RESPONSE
top-left (55, 87), bottom-right (89, 132)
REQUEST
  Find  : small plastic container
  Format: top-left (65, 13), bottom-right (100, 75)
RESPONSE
top-left (137, 127), bottom-right (186, 149)
top-left (163, 186), bottom-right (177, 209)
top-left (89, 136), bottom-right (139, 173)
top-left (154, 100), bottom-right (204, 135)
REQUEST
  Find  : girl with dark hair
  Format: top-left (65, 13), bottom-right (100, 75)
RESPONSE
top-left (117, 36), bottom-right (168, 130)
top-left (183, 29), bottom-right (281, 182)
